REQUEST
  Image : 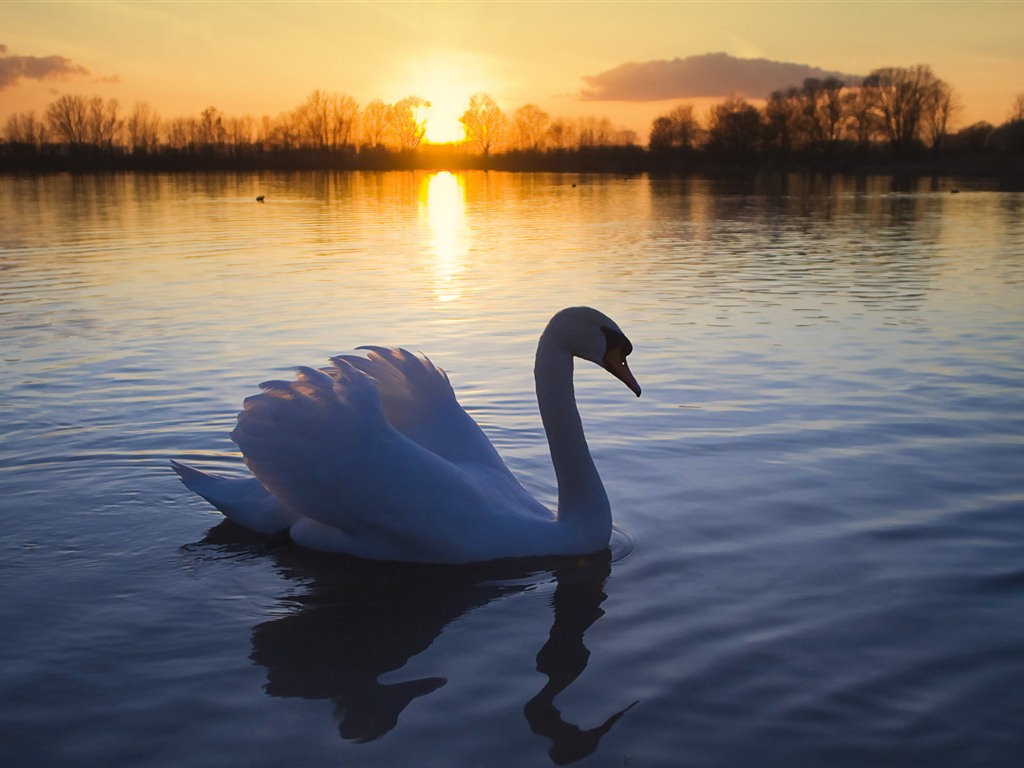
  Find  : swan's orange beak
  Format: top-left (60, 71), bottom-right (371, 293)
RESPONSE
top-left (602, 337), bottom-right (641, 397)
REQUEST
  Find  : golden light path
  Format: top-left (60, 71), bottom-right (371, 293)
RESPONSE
top-left (420, 171), bottom-right (468, 303)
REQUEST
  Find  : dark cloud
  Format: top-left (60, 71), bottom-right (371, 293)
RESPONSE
top-left (581, 52), bottom-right (861, 101)
top-left (0, 44), bottom-right (91, 91)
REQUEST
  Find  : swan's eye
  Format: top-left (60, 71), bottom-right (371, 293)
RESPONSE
top-left (600, 326), bottom-right (632, 359)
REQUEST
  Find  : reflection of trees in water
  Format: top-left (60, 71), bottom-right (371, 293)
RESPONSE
top-left (644, 175), bottom-right (953, 321)
top-left (191, 523), bottom-right (635, 763)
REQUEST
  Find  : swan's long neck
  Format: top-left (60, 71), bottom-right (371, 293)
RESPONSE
top-left (534, 332), bottom-right (611, 533)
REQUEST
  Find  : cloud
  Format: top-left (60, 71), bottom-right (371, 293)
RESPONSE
top-left (0, 44), bottom-right (91, 91)
top-left (581, 52), bottom-right (861, 101)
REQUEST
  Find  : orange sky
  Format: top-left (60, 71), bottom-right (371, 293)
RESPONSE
top-left (2, 1), bottom-right (1022, 141)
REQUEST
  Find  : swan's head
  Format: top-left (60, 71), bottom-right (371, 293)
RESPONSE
top-left (546, 306), bottom-right (642, 397)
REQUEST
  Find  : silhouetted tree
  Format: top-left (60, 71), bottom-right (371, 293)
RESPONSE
top-left (800, 77), bottom-right (846, 153)
top-left (992, 97), bottom-right (1024, 155)
top-left (649, 104), bottom-right (701, 151)
top-left (295, 89), bottom-right (332, 147)
top-left (292, 90), bottom-right (358, 149)
top-left (460, 93), bottom-right (508, 156)
top-left (45, 94), bottom-right (90, 146)
top-left (3, 111), bottom-right (48, 147)
top-left (576, 115), bottom-right (613, 147)
top-left (86, 97), bottom-right (122, 149)
top-left (225, 114), bottom-right (256, 153)
top-left (197, 106), bottom-right (227, 147)
top-left (546, 118), bottom-right (577, 150)
top-left (126, 101), bottom-right (160, 153)
top-left (328, 93), bottom-right (359, 148)
top-left (950, 121), bottom-right (995, 155)
top-left (842, 86), bottom-right (878, 152)
top-left (706, 95), bottom-right (762, 160)
top-left (513, 103), bottom-right (551, 150)
top-left (391, 96), bottom-right (428, 151)
top-left (648, 116), bottom-right (674, 151)
top-left (861, 65), bottom-right (949, 155)
top-left (360, 99), bottom-right (390, 148)
top-left (923, 80), bottom-right (958, 153)
top-left (763, 87), bottom-right (800, 156)
top-left (1009, 93), bottom-right (1024, 122)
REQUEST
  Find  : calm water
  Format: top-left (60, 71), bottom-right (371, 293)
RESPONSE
top-left (1, 171), bottom-right (1022, 767)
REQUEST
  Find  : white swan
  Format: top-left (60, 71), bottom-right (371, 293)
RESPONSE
top-left (172, 306), bottom-right (640, 563)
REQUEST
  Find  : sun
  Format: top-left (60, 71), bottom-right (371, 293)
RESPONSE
top-left (421, 95), bottom-right (468, 145)
top-left (399, 51), bottom-right (492, 144)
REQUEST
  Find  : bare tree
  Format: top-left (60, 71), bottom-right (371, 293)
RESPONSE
top-left (328, 93), bottom-right (359, 147)
top-left (861, 64), bottom-right (947, 155)
top-left (86, 97), bottom-right (122, 148)
top-left (359, 99), bottom-right (391, 148)
top-left (164, 116), bottom-right (194, 150)
top-left (391, 96), bottom-right (428, 150)
top-left (512, 103), bottom-right (550, 150)
top-left (546, 118), bottom-right (577, 150)
top-left (460, 93), bottom-right (508, 155)
top-left (924, 80), bottom-right (959, 152)
top-left (295, 89), bottom-right (330, 147)
top-left (801, 77), bottom-right (846, 152)
top-left (196, 106), bottom-right (227, 147)
top-left (842, 86), bottom-right (878, 151)
top-left (3, 111), bottom-right (48, 147)
top-left (1008, 93), bottom-right (1024, 122)
top-left (45, 94), bottom-right (90, 146)
top-left (126, 101), bottom-right (161, 152)
top-left (763, 87), bottom-right (801, 154)
top-left (225, 114), bottom-right (255, 150)
top-left (576, 115), bottom-right (614, 147)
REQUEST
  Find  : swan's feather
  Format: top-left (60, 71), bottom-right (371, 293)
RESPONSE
top-left (329, 348), bottom-right (505, 469)
top-left (170, 459), bottom-right (299, 534)
top-left (228, 349), bottom-right (546, 562)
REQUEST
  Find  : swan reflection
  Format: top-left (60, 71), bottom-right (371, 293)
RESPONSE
top-left (191, 523), bottom-right (635, 762)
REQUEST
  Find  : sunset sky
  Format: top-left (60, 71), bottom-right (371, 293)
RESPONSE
top-left (2, 1), bottom-right (1022, 142)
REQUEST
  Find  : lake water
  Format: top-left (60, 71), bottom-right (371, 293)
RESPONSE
top-left (1, 171), bottom-right (1022, 767)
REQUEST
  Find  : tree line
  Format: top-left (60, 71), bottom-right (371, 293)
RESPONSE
top-left (2, 64), bottom-right (1022, 175)
top-left (1, 88), bottom-right (639, 170)
top-left (648, 65), bottom-right (1023, 169)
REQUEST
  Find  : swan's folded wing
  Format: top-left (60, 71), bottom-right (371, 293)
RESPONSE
top-left (331, 347), bottom-right (507, 471)
top-left (230, 361), bottom-right (514, 561)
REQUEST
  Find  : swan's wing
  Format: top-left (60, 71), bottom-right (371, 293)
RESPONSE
top-left (230, 361), bottom-right (529, 561)
top-left (331, 347), bottom-right (507, 471)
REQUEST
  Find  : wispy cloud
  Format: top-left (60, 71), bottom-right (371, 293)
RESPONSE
top-left (0, 43), bottom-right (92, 91)
top-left (581, 52), bottom-right (861, 101)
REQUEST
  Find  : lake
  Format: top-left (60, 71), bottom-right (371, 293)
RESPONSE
top-left (1, 171), bottom-right (1022, 767)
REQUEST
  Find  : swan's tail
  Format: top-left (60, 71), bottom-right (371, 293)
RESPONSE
top-left (170, 459), bottom-right (300, 534)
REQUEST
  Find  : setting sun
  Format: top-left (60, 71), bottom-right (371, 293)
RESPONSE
top-left (422, 99), bottom-right (467, 144)
top-left (400, 52), bottom-right (494, 144)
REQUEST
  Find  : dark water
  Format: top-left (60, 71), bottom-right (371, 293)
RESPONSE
top-left (1, 172), bottom-right (1022, 766)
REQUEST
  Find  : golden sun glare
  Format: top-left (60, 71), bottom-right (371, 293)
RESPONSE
top-left (400, 53), bottom-right (489, 144)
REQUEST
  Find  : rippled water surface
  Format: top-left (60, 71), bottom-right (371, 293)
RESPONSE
top-left (1, 172), bottom-right (1023, 767)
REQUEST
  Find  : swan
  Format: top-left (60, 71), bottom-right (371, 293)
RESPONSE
top-left (172, 306), bottom-right (640, 563)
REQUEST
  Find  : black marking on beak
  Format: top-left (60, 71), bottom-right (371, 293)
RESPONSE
top-left (600, 326), bottom-right (641, 397)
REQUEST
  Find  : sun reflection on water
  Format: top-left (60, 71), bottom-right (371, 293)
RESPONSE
top-left (419, 171), bottom-right (467, 303)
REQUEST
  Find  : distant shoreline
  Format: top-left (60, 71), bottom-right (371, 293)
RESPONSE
top-left (2, 146), bottom-right (1022, 187)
